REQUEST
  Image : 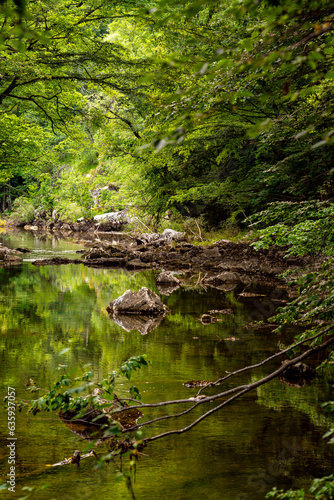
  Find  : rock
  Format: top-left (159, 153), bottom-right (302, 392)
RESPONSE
top-left (32, 257), bottom-right (82, 266)
top-left (5, 254), bottom-right (23, 262)
top-left (60, 222), bottom-right (72, 231)
top-left (155, 271), bottom-right (181, 295)
top-left (83, 257), bottom-right (127, 268)
top-left (201, 247), bottom-right (221, 260)
top-left (84, 247), bottom-right (111, 260)
top-left (93, 211), bottom-right (131, 231)
top-left (75, 220), bottom-right (95, 232)
top-left (93, 210), bottom-right (131, 224)
top-left (162, 229), bottom-right (186, 241)
top-left (126, 258), bottom-right (151, 270)
top-left (279, 362), bottom-right (316, 388)
top-left (0, 246), bottom-right (23, 264)
top-left (15, 247), bottom-right (30, 253)
top-left (156, 271), bottom-right (181, 285)
top-left (136, 233), bottom-right (161, 245)
top-left (135, 229), bottom-right (186, 247)
top-left (110, 314), bottom-right (165, 335)
top-left (205, 271), bottom-right (240, 285)
top-left (83, 245), bottom-right (127, 261)
top-left (96, 222), bottom-right (122, 232)
top-left (107, 287), bottom-right (170, 315)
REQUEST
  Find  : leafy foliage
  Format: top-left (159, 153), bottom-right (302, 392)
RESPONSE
top-left (249, 201), bottom-right (334, 256)
top-left (272, 261), bottom-right (334, 330)
top-left (23, 354), bottom-right (149, 417)
top-left (266, 475), bottom-right (334, 499)
top-left (1, 0), bottom-right (333, 225)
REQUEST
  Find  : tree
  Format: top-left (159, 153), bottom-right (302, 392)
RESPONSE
top-left (119, 0), bottom-right (334, 224)
top-left (0, 0), bottom-right (157, 213)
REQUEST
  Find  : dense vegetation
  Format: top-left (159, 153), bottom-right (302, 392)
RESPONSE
top-left (0, 0), bottom-right (333, 228)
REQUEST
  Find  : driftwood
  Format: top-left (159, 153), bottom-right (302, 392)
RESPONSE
top-left (49, 450), bottom-right (97, 467)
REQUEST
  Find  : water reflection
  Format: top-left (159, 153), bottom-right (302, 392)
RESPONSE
top-left (0, 231), bottom-right (333, 500)
top-left (109, 313), bottom-right (166, 334)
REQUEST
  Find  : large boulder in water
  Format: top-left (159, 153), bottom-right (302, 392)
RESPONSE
top-left (107, 287), bottom-right (170, 316)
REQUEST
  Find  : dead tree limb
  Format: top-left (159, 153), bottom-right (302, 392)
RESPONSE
top-left (141, 331), bottom-right (334, 444)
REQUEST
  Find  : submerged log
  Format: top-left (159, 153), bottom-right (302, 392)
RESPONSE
top-left (59, 388), bottom-right (143, 441)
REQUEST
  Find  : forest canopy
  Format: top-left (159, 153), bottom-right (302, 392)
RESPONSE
top-left (0, 0), bottom-right (333, 225)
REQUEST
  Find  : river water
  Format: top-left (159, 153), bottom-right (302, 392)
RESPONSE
top-left (0, 230), bottom-right (333, 500)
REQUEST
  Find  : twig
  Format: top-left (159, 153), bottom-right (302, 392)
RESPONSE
top-left (132, 216), bottom-right (152, 233)
top-left (195, 219), bottom-right (203, 241)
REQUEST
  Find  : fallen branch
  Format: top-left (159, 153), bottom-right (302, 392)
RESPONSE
top-left (141, 331), bottom-right (334, 443)
top-left (196, 325), bottom-right (334, 396)
top-left (111, 325), bottom-right (334, 418)
top-left (49, 450), bottom-right (97, 467)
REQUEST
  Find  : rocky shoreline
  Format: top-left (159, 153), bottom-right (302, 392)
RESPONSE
top-left (30, 230), bottom-right (310, 287)
top-left (1, 226), bottom-right (307, 333)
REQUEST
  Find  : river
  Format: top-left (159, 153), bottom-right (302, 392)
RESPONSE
top-left (0, 230), bottom-right (333, 499)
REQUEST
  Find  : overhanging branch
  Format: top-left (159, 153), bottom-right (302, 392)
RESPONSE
top-left (141, 329), bottom-right (334, 443)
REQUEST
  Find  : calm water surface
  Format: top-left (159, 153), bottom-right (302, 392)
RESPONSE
top-left (0, 230), bottom-right (333, 499)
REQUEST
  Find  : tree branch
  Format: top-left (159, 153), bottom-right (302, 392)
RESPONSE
top-left (196, 325), bottom-right (333, 396)
top-left (142, 331), bottom-right (334, 444)
top-left (106, 108), bottom-right (141, 139)
top-left (0, 77), bottom-right (18, 105)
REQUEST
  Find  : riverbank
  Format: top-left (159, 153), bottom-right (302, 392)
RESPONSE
top-left (1, 222), bottom-right (314, 296)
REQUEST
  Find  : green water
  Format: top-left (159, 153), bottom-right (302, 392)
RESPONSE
top-left (0, 231), bottom-right (333, 499)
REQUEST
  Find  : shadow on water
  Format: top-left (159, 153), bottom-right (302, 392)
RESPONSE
top-left (0, 230), bottom-right (333, 499)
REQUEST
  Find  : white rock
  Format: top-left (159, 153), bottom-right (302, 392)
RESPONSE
top-left (162, 229), bottom-right (185, 241)
top-left (93, 211), bottom-right (132, 223)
